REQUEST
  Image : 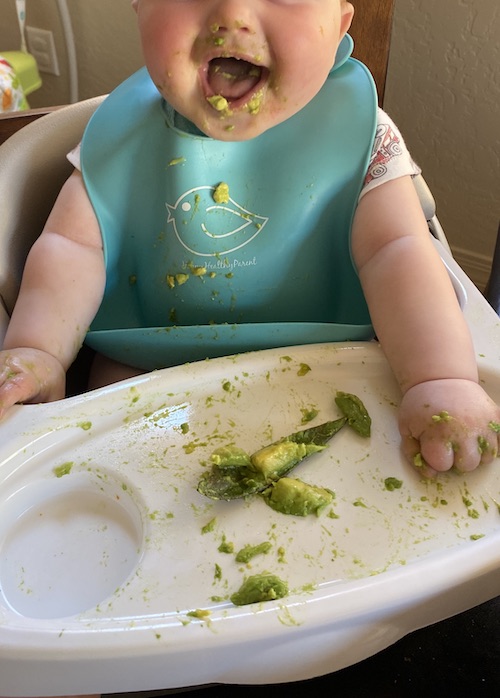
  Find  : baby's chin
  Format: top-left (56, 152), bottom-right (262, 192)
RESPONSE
top-left (190, 106), bottom-right (290, 142)
top-left (199, 121), bottom-right (269, 142)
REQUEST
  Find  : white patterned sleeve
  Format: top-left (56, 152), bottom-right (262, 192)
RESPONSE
top-left (359, 108), bottom-right (421, 199)
top-left (66, 142), bottom-right (82, 170)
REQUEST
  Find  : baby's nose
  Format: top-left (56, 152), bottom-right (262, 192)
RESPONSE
top-left (208, 0), bottom-right (254, 33)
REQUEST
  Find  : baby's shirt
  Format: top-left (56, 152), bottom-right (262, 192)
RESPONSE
top-left (68, 108), bottom-right (420, 198)
top-left (362, 110), bottom-right (421, 196)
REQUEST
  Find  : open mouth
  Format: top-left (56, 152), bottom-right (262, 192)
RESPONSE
top-left (206, 57), bottom-right (266, 103)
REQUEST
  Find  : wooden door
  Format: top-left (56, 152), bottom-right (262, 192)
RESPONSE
top-left (350, 0), bottom-right (396, 103)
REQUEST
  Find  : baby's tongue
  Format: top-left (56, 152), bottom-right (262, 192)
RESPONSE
top-left (208, 58), bottom-right (260, 100)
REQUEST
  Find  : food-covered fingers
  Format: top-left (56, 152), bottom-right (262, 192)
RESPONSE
top-left (419, 436), bottom-right (456, 473)
top-left (400, 434), bottom-right (441, 478)
top-left (477, 426), bottom-right (500, 464)
top-left (0, 372), bottom-right (37, 418)
top-left (452, 426), bottom-right (499, 471)
top-left (410, 424), bottom-right (499, 475)
top-left (0, 349), bottom-right (66, 419)
top-left (398, 378), bottom-right (500, 476)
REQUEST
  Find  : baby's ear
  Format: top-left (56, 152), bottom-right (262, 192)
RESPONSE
top-left (131, 0), bottom-right (139, 12)
top-left (340, 2), bottom-right (355, 38)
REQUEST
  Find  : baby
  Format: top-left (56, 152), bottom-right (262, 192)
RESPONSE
top-left (1, 1), bottom-right (499, 697)
top-left (1, 3), bottom-right (499, 476)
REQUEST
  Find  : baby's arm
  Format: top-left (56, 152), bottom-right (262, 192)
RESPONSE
top-left (351, 175), bottom-right (500, 475)
top-left (0, 171), bottom-right (105, 418)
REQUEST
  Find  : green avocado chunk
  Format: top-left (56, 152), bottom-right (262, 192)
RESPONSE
top-left (197, 466), bottom-right (267, 500)
top-left (261, 477), bottom-right (334, 517)
top-left (230, 573), bottom-right (289, 606)
top-left (335, 391), bottom-right (371, 437)
top-left (210, 445), bottom-right (252, 468)
top-left (197, 417), bottom-right (346, 501)
top-left (250, 441), bottom-right (324, 480)
top-left (235, 541), bottom-right (272, 563)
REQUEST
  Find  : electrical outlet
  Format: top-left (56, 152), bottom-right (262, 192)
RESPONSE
top-left (25, 26), bottom-right (60, 76)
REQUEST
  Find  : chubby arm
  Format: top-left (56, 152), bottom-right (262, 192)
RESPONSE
top-left (0, 171), bottom-right (105, 417)
top-left (351, 176), bottom-right (500, 475)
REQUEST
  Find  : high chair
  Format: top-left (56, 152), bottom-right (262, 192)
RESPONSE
top-left (484, 222), bottom-right (500, 316)
top-left (2, 3), bottom-right (499, 696)
top-left (0, 96), bottom-right (104, 345)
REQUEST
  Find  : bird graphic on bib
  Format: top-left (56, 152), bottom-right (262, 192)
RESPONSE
top-left (166, 185), bottom-right (269, 257)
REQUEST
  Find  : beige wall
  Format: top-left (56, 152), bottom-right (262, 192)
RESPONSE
top-left (1, 0), bottom-right (498, 288)
top-left (0, 0), bottom-right (143, 106)
top-left (384, 0), bottom-right (500, 288)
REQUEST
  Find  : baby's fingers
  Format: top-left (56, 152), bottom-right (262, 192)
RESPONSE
top-left (468, 429), bottom-right (499, 467)
top-left (401, 434), bottom-right (440, 478)
top-left (403, 429), bottom-right (499, 477)
top-left (0, 350), bottom-right (66, 419)
top-left (0, 373), bottom-right (39, 419)
top-left (420, 438), bottom-right (456, 473)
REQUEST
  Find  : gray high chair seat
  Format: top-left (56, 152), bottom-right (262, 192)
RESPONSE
top-left (0, 96), bottom-right (104, 347)
top-left (0, 97), bottom-right (451, 378)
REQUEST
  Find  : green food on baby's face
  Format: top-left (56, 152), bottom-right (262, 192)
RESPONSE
top-left (207, 94), bottom-right (229, 112)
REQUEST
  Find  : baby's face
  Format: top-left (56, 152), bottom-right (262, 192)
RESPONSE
top-left (133, 0), bottom-right (354, 141)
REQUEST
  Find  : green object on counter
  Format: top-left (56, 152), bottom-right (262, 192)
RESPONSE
top-left (1, 51), bottom-right (41, 96)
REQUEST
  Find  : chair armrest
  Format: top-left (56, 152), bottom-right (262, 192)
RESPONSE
top-left (0, 106), bottom-right (64, 146)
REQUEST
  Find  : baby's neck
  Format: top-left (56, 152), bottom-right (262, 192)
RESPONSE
top-left (162, 100), bottom-right (207, 137)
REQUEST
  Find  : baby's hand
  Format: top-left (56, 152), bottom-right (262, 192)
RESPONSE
top-left (0, 348), bottom-right (66, 420)
top-left (398, 378), bottom-right (500, 477)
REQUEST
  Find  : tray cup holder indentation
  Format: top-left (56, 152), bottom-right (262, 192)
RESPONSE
top-left (0, 479), bottom-right (143, 619)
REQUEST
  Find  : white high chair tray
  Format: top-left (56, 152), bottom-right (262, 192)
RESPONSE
top-left (0, 340), bottom-right (499, 696)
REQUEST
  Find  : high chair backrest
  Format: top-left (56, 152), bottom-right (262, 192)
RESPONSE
top-left (0, 96), bottom-right (104, 342)
top-left (351, 0), bottom-right (395, 103)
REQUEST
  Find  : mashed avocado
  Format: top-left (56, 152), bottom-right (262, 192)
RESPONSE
top-left (384, 477), bottom-right (403, 491)
top-left (207, 95), bottom-right (229, 112)
top-left (53, 461), bottom-right (73, 478)
top-left (230, 573), bottom-right (288, 606)
top-left (213, 182), bottom-right (230, 204)
top-left (247, 90), bottom-right (263, 115)
top-left (235, 541), bottom-right (272, 563)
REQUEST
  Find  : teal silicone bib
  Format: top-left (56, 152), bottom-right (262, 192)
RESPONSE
top-left (81, 35), bottom-right (377, 370)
